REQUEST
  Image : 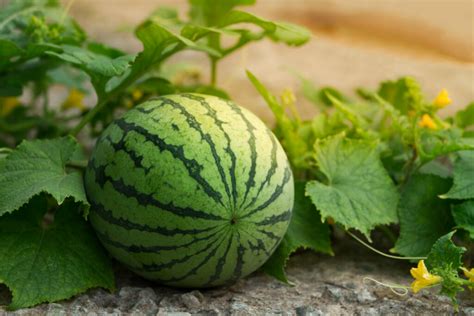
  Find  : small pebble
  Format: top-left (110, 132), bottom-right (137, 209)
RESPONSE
top-left (325, 285), bottom-right (343, 301)
top-left (295, 305), bottom-right (323, 316)
top-left (46, 303), bottom-right (67, 316)
top-left (131, 296), bottom-right (158, 315)
top-left (181, 291), bottom-right (203, 309)
top-left (356, 289), bottom-right (376, 304)
top-left (156, 310), bottom-right (191, 316)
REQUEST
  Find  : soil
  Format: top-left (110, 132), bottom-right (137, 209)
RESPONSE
top-left (1, 237), bottom-right (473, 315)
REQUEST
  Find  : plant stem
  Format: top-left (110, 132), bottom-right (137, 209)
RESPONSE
top-left (210, 58), bottom-right (217, 86)
top-left (70, 96), bottom-right (107, 136)
top-left (42, 90), bottom-right (49, 117)
top-left (208, 32), bottom-right (221, 86)
top-left (347, 231), bottom-right (427, 261)
top-left (66, 159), bottom-right (88, 169)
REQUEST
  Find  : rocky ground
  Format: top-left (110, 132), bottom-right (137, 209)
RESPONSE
top-left (1, 238), bottom-right (473, 315)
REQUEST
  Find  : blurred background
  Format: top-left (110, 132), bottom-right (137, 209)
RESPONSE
top-left (16, 0), bottom-right (474, 121)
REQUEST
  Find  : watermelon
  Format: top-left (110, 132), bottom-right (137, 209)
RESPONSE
top-left (84, 93), bottom-right (294, 287)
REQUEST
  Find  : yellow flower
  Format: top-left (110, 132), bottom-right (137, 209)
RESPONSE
top-left (418, 114), bottom-right (437, 129)
top-left (433, 89), bottom-right (451, 109)
top-left (410, 260), bottom-right (442, 293)
top-left (62, 89), bottom-right (86, 111)
top-left (131, 89), bottom-right (143, 101)
top-left (0, 97), bottom-right (21, 117)
top-left (462, 267), bottom-right (474, 283)
top-left (281, 88), bottom-right (296, 106)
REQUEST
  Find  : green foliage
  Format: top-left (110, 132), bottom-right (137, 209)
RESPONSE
top-left (452, 102), bottom-right (474, 129)
top-left (425, 232), bottom-right (469, 306)
top-left (441, 151), bottom-right (474, 200)
top-left (0, 195), bottom-right (114, 310)
top-left (451, 200), bottom-right (474, 239)
top-left (262, 182), bottom-right (332, 283)
top-left (249, 71), bottom-right (474, 304)
top-left (0, 137), bottom-right (88, 216)
top-left (393, 174), bottom-right (453, 257)
top-left (377, 77), bottom-right (424, 114)
top-left (306, 134), bottom-right (398, 238)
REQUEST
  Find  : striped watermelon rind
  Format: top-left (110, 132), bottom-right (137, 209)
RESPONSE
top-left (85, 93), bottom-right (294, 287)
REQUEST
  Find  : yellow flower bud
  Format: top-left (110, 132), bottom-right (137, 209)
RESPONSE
top-left (281, 88), bottom-right (296, 106)
top-left (62, 89), bottom-right (86, 111)
top-left (131, 89), bottom-right (143, 101)
top-left (418, 114), bottom-right (437, 129)
top-left (433, 89), bottom-right (451, 108)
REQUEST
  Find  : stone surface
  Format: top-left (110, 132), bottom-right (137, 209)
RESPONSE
top-left (0, 240), bottom-right (472, 315)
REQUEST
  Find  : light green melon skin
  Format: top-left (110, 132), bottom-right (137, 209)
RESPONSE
top-left (85, 93), bottom-right (294, 287)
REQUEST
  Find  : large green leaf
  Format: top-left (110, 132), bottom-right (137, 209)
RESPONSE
top-left (453, 102), bottom-right (474, 129)
top-left (451, 200), bottom-right (474, 239)
top-left (417, 129), bottom-right (474, 163)
top-left (393, 174), bottom-right (453, 257)
top-left (0, 136), bottom-right (88, 216)
top-left (441, 151), bottom-right (474, 200)
top-left (377, 77), bottom-right (424, 114)
top-left (305, 133), bottom-right (399, 238)
top-left (189, 0), bottom-right (256, 26)
top-left (425, 232), bottom-right (466, 305)
top-left (263, 182), bottom-right (332, 283)
top-left (0, 195), bottom-right (114, 310)
top-left (47, 44), bottom-right (135, 78)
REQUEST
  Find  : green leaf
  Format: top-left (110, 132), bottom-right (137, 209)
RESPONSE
top-left (393, 174), bottom-right (453, 257)
top-left (0, 195), bottom-right (114, 310)
top-left (0, 39), bottom-right (23, 69)
top-left (418, 159), bottom-right (452, 179)
top-left (299, 76), bottom-right (349, 109)
top-left (417, 128), bottom-right (474, 163)
top-left (46, 44), bottom-right (136, 93)
top-left (310, 111), bottom-right (347, 139)
top-left (263, 182), bottom-right (332, 283)
top-left (219, 10), bottom-right (275, 30)
top-left (218, 11), bottom-right (310, 46)
top-left (425, 232), bottom-right (466, 305)
top-left (305, 133), bottom-right (399, 238)
top-left (131, 19), bottom-right (218, 76)
top-left (378, 77), bottom-right (424, 114)
top-left (441, 151), bottom-right (474, 200)
top-left (451, 200), bottom-right (474, 239)
top-left (0, 136), bottom-right (89, 217)
top-left (453, 102), bottom-right (474, 129)
top-left (269, 21), bottom-right (311, 46)
top-left (189, 0), bottom-right (255, 26)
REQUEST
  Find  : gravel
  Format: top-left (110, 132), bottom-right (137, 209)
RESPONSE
top-left (1, 239), bottom-right (472, 315)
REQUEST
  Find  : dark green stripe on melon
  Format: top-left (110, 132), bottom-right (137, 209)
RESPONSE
top-left (85, 93), bottom-right (294, 287)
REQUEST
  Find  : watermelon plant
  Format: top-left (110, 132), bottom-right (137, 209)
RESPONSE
top-left (0, 0), bottom-right (472, 311)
